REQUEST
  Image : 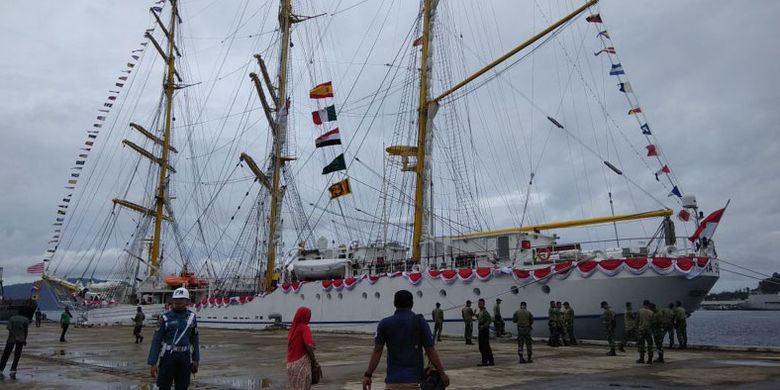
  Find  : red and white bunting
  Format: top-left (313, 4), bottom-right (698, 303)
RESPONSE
top-left (404, 272), bottom-right (424, 285)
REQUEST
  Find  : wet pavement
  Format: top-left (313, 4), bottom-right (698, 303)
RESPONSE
top-left (1, 323), bottom-right (779, 389)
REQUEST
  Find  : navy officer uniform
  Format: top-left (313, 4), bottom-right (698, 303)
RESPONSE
top-left (148, 287), bottom-right (200, 390)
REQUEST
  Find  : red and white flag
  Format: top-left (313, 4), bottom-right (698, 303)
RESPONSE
top-left (688, 207), bottom-right (726, 242)
top-left (26, 262), bottom-right (45, 274)
top-left (654, 165), bottom-right (670, 180)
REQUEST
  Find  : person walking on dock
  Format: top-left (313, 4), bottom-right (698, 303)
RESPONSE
top-left (600, 301), bottom-right (616, 355)
top-left (477, 299), bottom-right (494, 366)
top-left (618, 302), bottom-right (637, 352)
top-left (673, 301), bottom-right (688, 349)
top-left (512, 302), bottom-right (534, 364)
top-left (132, 306), bottom-right (146, 344)
top-left (462, 300), bottom-right (475, 345)
top-left (0, 307), bottom-right (33, 376)
top-left (563, 302), bottom-right (577, 345)
top-left (493, 298), bottom-right (505, 337)
top-left (362, 290), bottom-right (449, 389)
top-left (663, 303), bottom-right (676, 348)
top-left (59, 308), bottom-right (72, 342)
top-left (287, 307), bottom-right (320, 390)
top-left (34, 307), bottom-right (42, 328)
top-left (650, 303), bottom-right (665, 363)
top-left (432, 302), bottom-right (444, 343)
top-left (636, 300), bottom-right (654, 364)
top-left (148, 287), bottom-right (200, 390)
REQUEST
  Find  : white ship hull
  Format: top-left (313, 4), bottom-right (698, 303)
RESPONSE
top-left (81, 258), bottom-right (719, 340)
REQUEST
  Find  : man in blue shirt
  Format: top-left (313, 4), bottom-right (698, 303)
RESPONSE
top-left (362, 290), bottom-right (449, 389)
top-left (148, 287), bottom-right (200, 390)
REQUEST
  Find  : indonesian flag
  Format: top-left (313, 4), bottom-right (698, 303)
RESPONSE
top-left (594, 47), bottom-right (616, 56)
top-left (628, 107), bottom-right (642, 115)
top-left (689, 208), bottom-right (726, 242)
top-left (312, 105), bottom-right (337, 125)
top-left (315, 128), bottom-right (341, 148)
top-left (309, 81), bottom-right (334, 99)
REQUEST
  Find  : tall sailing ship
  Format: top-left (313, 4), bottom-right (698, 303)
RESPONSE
top-left (39, 0), bottom-right (720, 338)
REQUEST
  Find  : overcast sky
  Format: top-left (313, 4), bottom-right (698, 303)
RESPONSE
top-left (1, 0), bottom-right (778, 293)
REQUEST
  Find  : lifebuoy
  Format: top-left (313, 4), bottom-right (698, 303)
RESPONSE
top-left (536, 247), bottom-right (551, 261)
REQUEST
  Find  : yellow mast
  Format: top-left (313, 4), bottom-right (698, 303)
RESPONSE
top-left (404, 0), bottom-right (599, 261)
top-left (264, 0), bottom-right (293, 291)
top-left (411, 0), bottom-right (435, 262)
top-left (149, 0), bottom-right (179, 276)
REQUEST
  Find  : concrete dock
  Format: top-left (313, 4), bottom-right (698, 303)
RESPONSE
top-left (2, 323), bottom-right (779, 389)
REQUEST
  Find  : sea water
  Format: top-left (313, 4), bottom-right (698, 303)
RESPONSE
top-left (687, 310), bottom-right (780, 347)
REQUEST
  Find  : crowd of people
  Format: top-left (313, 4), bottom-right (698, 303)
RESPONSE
top-left (1, 288), bottom-right (691, 389)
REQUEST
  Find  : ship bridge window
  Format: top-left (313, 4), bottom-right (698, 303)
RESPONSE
top-left (339, 254), bottom-right (347, 259)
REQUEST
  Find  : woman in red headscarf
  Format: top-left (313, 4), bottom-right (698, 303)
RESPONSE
top-left (287, 306), bottom-right (319, 389)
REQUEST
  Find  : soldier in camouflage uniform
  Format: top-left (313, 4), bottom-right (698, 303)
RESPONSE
top-left (636, 300), bottom-right (654, 364)
top-left (512, 301), bottom-right (534, 363)
top-left (650, 303), bottom-right (665, 363)
top-left (673, 301), bottom-right (688, 349)
top-left (563, 302), bottom-right (577, 345)
top-left (601, 301), bottom-right (616, 356)
top-left (476, 299), bottom-right (494, 366)
top-left (493, 299), bottom-right (505, 337)
top-left (462, 300), bottom-right (475, 345)
top-left (547, 301), bottom-right (560, 347)
top-left (555, 301), bottom-right (567, 346)
top-left (618, 302), bottom-right (637, 352)
top-left (663, 303), bottom-right (676, 348)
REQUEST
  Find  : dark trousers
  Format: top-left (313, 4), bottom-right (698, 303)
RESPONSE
top-left (0, 341), bottom-right (24, 372)
top-left (60, 323), bottom-right (70, 342)
top-left (157, 352), bottom-right (192, 390)
top-left (494, 319), bottom-right (505, 337)
top-left (464, 322), bottom-right (473, 343)
top-left (35, 317), bottom-right (41, 328)
top-left (133, 325), bottom-right (143, 342)
top-left (478, 328), bottom-right (494, 364)
top-left (433, 322), bottom-right (443, 341)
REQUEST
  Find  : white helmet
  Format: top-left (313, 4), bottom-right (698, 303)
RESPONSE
top-left (172, 287), bottom-right (190, 300)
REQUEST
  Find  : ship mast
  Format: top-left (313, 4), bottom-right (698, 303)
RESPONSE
top-left (396, 0), bottom-right (600, 262)
top-left (149, 0), bottom-right (179, 277)
top-left (265, 0), bottom-right (293, 291)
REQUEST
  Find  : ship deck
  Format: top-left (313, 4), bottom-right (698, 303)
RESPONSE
top-left (3, 323), bottom-right (779, 389)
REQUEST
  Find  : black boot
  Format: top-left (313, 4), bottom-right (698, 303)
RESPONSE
top-left (606, 348), bottom-right (616, 356)
top-left (646, 354), bottom-right (653, 364)
top-left (618, 343), bottom-right (626, 352)
top-left (527, 353), bottom-right (533, 363)
top-left (654, 354), bottom-right (665, 363)
top-left (518, 355), bottom-right (526, 364)
top-left (636, 355), bottom-right (645, 364)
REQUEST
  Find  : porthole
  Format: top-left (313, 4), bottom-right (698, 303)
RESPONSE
top-left (338, 293), bottom-right (343, 299)
top-left (541, 285), bottom-right (551, 294)
top-left (315, 293), bottom-right (321, 300)
top-left (473, 288), bottom-right (481, 296)
top-left (300, 294), bottom-right (305, 300)
top-left (327, 293), bottom-right (332, 300)
top-left (362, 292), bottom-right (368, 299)
top-left (374, 292), bottom-right (381, 299)
top-left (439, 289), bottom-right (447, 297)
top-left (510, 286), bottom-right (519, 295)
top-left (416, 290), bottom-right (423, 298)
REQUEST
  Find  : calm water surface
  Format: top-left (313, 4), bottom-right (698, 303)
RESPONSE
top-left (688, 310), bottom-right (780, 347)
